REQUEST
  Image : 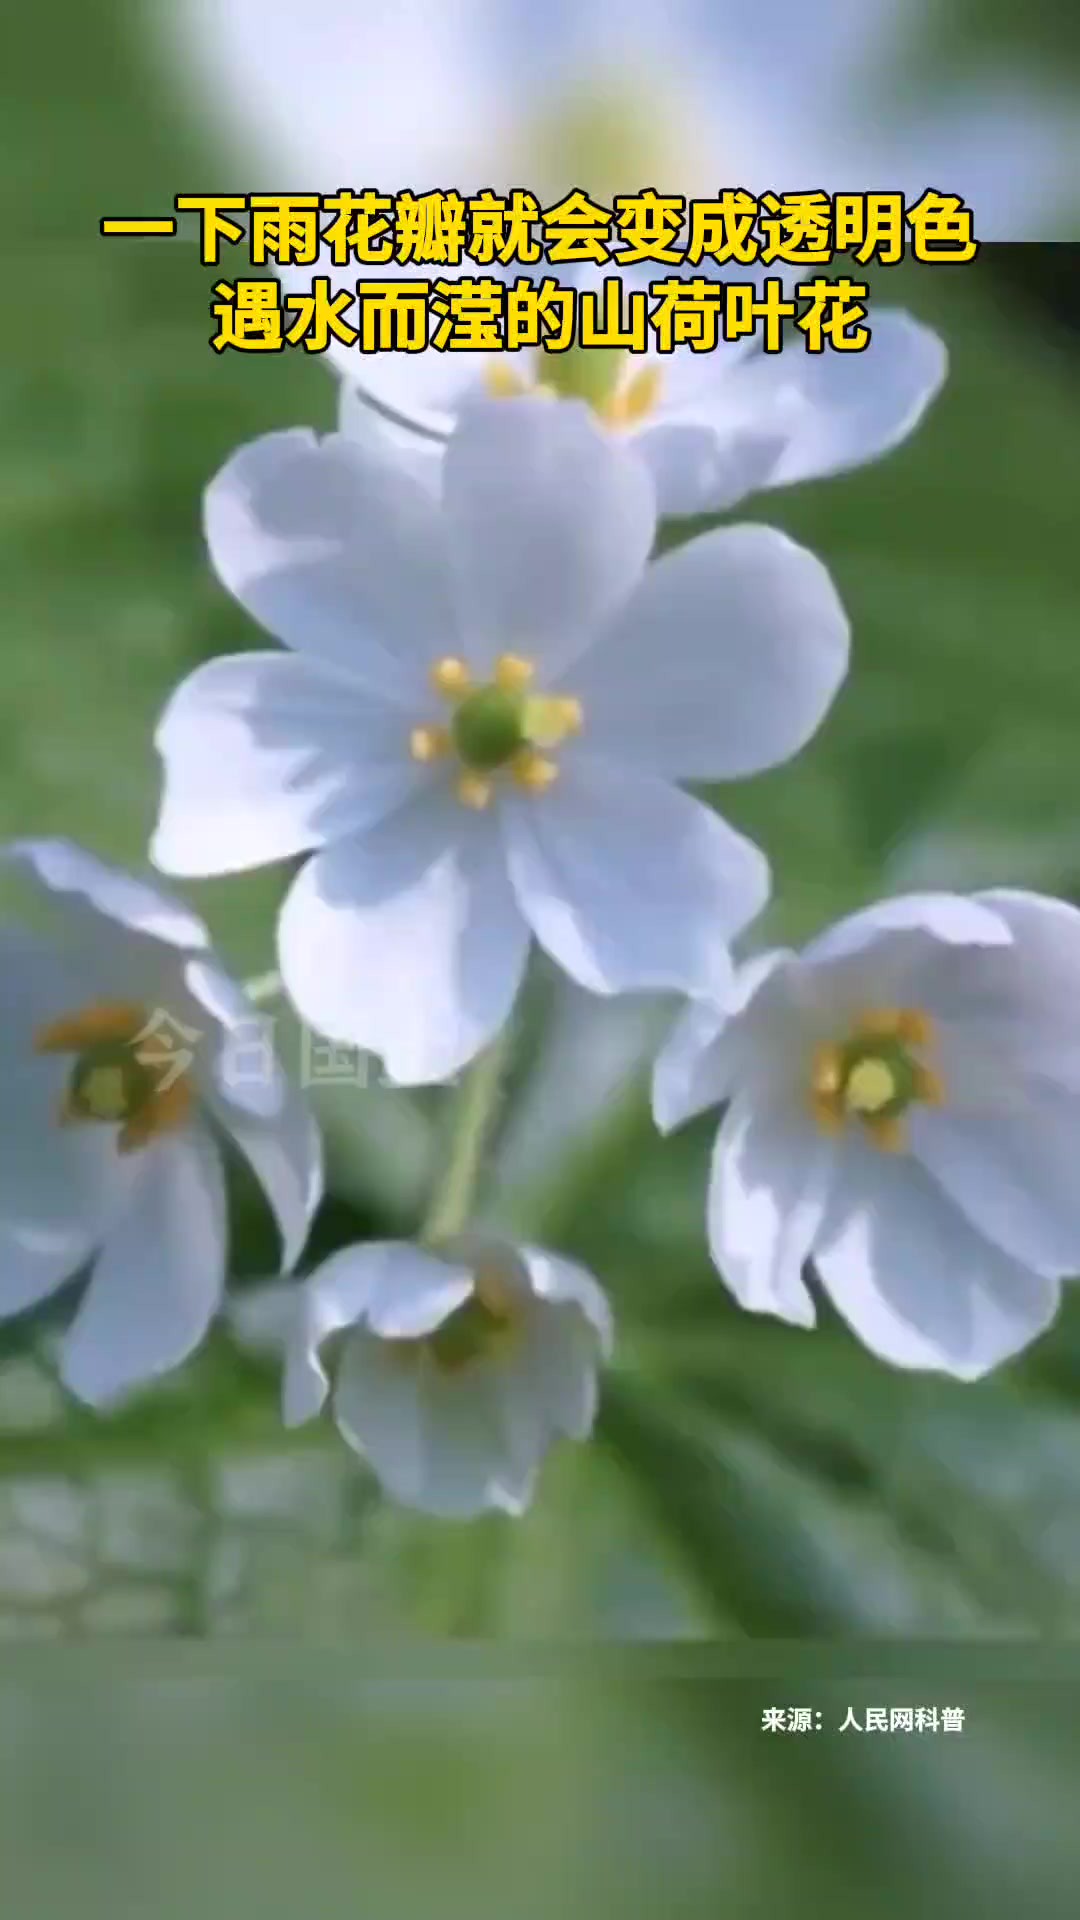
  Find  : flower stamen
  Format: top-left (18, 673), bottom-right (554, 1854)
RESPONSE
top-left (430, 656), bottom-right (472, 699)
top-left (409, 724), bottom-right (451, 764)
top-left (511, 748), bottom-right (559, 793)
top-left (35, 999), bottom-right (196, 1155)
top-left (456, 772), bottom-right (494, 810)
top-left (422, 647), bottom-right (583, 805)
top-left (808, 1005), bottom-right (945, 1151)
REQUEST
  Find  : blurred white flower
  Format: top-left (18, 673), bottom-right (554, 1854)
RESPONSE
top-left (653, 889), bottom-right (1080, 1379)
top-left (335, 303), bottom-right (948, 522)
top-left (283, 1234), bottom-right (613, 1518)
top-left (159, 0), bottom-right (1077, 237)
top-left (0, 839), bottom-right (322, 1406)
top-left (152, 397), bottom-right (850, 1084)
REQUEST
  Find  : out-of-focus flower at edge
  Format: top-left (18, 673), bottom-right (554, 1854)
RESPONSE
top-left (336, 303), bottom-right (948, 523)
top-left (156, 0), bottom-right (1077, 236)
top-left (150, 397), bottom-right (850, 1085)
top-left (653, 890), bottom-right (1080, 1380)
top-left (282, 1234), bottom-right (613, 1518)
top-left (0, 840), bottom-right (322, 1408)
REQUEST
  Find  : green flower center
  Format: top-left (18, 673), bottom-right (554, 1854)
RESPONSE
top-left (451, 686), bottom-right (527, 771)
top-left (69, 1041), bottom-right (154, 1124)
top-left (428, 1293), bottom-right (515, 1373)
top-left (839, 1039), bottom-right (919, 1121)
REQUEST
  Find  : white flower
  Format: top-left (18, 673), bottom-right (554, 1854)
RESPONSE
top-left (162, 0), bottom-right (1076, 238)
top-left (333, 300), bottom-right (948, 523)
top-left (653, 890), bottom-right (1080, 1379)
top-left (0, 839), bottom-right (322, 1405)
top-left (282, 1234), bottom-right (613, 1517)
top-left (151, 397), bottom-right (850, 1084)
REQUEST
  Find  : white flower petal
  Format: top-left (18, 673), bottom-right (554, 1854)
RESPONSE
top-left (152, 651), bottom-right (422, 878)
top-left (443, 396), bottom-right (656, 676)
top-left (568, 524), bottom-right (849, 779)
top-left (278, 790), bottom-right (530, 1086)
top-left (211, 1081), bottom-right (323, 1271)
top-left (519, 1245), bottom-right (614, 1358)
top-left (415, 1362), bottom-right (534, 1518)
top-left (633, 417), bottom-right (792, 520)
top-left (815, 1145), bottom-right (1060, 1379)
top-left (651, 951), bottom-right (794, 1133)
top-left (502, 757), bottom-right (767, 998)
top-left (802, 892), bottom-right (1014, 970)
top-left (203, 428), bottom-right (456, 701)
top-left (332, 1332), bottom-right (429, 1499)
top-left (60, 1124), bottom-right (227, 1406)
top-left (183, 956), bottom-right (288, 1121)
top-left (742, 311), bottom-right (948, 492)
top-left (0, 1222), bottom-right (91, 1319)
top-left (706, 1090), bottom-right (826, 1326)
top-left (336, 372), bottom-right (450, 489)
top-left (5, 839), bottom-right (208, 954)
top-left (283, 1241), bottom-right (473, 1426)
top-left (912, 1086), bottom-right (1080, 1281)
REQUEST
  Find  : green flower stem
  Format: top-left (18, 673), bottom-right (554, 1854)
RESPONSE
top-left (420, 1025), bottom-right (515, 1247)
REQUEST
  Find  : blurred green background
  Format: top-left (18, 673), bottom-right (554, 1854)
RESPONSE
top-left (4, 1), bottom-right (1080, 1910)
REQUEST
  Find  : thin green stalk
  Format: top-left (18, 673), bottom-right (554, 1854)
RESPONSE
top-left (420, 1025), bottom-right (515, 1245)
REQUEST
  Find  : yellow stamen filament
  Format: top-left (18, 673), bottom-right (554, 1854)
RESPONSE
top-left (35, 1001), bottom-right (145, 1053)
top-left (456, 772), bottom-right (493, 810)
top-left (511, 749), bottom-right (559, 793)
top-left (430, 656), bottom-right (472, 699)
top-left (600, 364), bottom-right (663, 429)
top-left (409, 724), bottom-right (450, 763)
top-left (494, 652), bottom-right (535, 691)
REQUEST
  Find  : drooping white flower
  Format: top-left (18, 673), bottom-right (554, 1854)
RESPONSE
top-left (653, 890), bottom-right (1080, 1379)
top-left (282, 1234), bottom-right (613, 1517)
top-left (0, 839), bottom-right (322, 1405)
top-left (152, 396), bottom-right (850, 1085)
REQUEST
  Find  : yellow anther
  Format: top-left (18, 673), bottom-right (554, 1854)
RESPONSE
top-left (852, 1007), bottom-right (903, 1039)
top-left (896, 1008), bottom-right (934, 1048)
top-left (431, 657), bottom-right (472, 699)
top-left (409, 724), bottom-right (451, 763)
top-left (601, 363), bottom-right (663, 429)
top-left (494, 653), bottom-right (535, 691)
top-left (35, 1001), bottom-right (144, 1053)
top-left (523, 693), bottom-right (585, 748)
top-left (511, 749), bottom-right (560, 794)
top-left (810, 1043), bottom-right (844, 1098)
top-left (865, 1113), bottom-right (907, 1153)
top-left (456, 772), bottom-right (493, 810)
top-left (912, 1063), bottom-right (946, 1107)
top-left (843, 1058), bottom-right (898, 1116)
top-left (485, 362), bottom-right (533, 400)
top-left (118, 1072), bottom-right (194, 1155)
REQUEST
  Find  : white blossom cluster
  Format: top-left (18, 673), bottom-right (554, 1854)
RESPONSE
top-left (4, 202), bottom-right (1080, 1520)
